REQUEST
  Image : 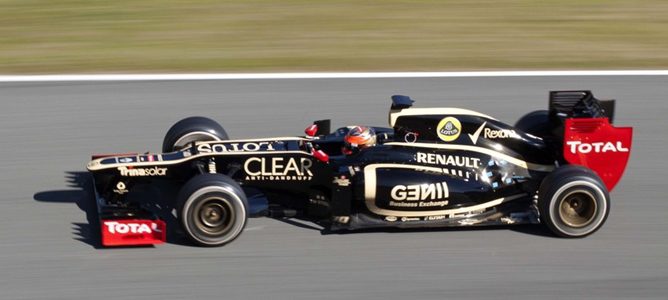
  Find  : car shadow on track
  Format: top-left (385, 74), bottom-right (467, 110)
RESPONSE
top-left (33, 171), bottom-right (101, 248)
top-left (33, 171), bottom-right (195, 249)
top-left (272, 216), bottom-right (556, 238)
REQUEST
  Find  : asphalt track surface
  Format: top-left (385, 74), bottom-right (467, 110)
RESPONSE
top-left (1, 76), bottom-right (667, 299)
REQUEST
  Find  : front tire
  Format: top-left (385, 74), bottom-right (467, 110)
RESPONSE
top-left (538, 165), bottom-right (610, 238)
top-left (177, 174), bottom-right (248, 247)
top-left (162, 116), bottom-right (228, 152)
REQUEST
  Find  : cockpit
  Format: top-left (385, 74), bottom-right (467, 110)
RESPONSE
top-left (304, 121), bottom-right (394, 159)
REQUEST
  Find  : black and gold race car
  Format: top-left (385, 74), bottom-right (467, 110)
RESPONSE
top-left (86, 91), bottom-right (632, 247)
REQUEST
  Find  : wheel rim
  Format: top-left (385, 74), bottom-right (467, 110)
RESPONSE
top-left (193, 197), bottom-right (234, 235)
top-left (558, 190), bottom-right (597, 228)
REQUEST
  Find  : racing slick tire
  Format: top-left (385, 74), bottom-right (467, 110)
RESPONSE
top-left (162, 116), bottom-right (228, 152)
top-left (537, 165), bottom-right (610, 238)
top-left (176, 174), bottom-right (248, 247)
top-left (514, 110), bottom-right (551, 138)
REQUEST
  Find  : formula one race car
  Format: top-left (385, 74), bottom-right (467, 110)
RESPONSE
top-left (86, 91), bottom-right (632, 247)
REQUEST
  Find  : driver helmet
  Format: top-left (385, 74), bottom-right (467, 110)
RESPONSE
top-left (343, 126), bottom-right (377, 154)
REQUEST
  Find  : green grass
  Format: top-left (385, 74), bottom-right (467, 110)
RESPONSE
top-left (1, 0), bottom-right (667, 73)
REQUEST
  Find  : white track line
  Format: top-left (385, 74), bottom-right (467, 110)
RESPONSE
top-left (1, 70), bottom-right (668, 82)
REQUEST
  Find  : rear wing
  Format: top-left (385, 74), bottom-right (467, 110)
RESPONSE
top-left (550, 91), bottom-right (632, 191)
top-left (549, 90), bottom-right (615, 123)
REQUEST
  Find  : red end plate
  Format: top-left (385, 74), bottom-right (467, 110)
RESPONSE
top-left (101, 219), bottom-right (166, 247)
top-left (563, 118), bottom-right (633, 191)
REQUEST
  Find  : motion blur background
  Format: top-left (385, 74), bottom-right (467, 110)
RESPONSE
top-left (1, 0), bottom-right (667, 73)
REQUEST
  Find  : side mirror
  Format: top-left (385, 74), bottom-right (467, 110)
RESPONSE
top-left (305, 124), bottom-right (318, 137)
top-left (311, 149), bottom-right (329, 163)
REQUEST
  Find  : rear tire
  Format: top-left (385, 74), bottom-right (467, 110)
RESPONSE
top-left (538, 165), bottom-right (610, 238)
top-left (176, 174), bottom-right (248, 247)
top-left (162, 116), bottom-right (228, 152)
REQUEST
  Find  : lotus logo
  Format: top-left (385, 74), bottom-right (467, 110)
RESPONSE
top-left (440, 121), bottom-right (458, 135)
top-left (436, 117), bottom-right (462, 142)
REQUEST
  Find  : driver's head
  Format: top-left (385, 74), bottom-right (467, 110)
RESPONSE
top-left (343, 126), bottom-right (377, 154)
